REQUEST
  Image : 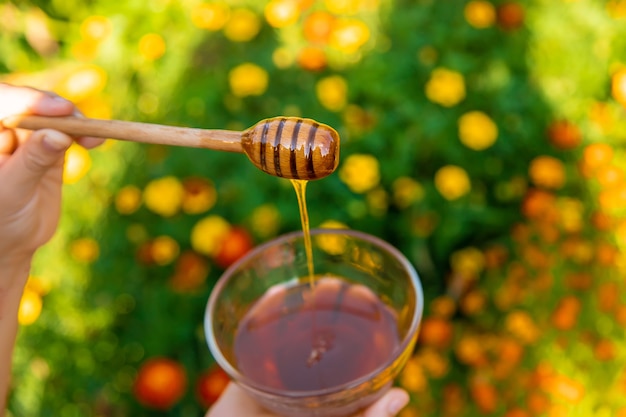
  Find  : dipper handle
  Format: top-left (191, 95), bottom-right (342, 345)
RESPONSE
top-left (2, 115), bottom-right (243, 152)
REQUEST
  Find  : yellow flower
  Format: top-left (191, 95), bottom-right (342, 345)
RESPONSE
top-left (143, 176), bottom-right (184, 217)
top-left (126, 223), bottom-right (149, 244)
top-left (328, 18), bottom-right (370, 54)
top-left (316, 220), bottom-right (349, 255)
top-left (115, 185), bottom-right (142, 215)
top-left (182, 177), bottom-right (217, 214)
top-left (450, 247), bottom-right (485, 277)
top-left (434, 165), bottom-right (471, 200)
top-left (464, 0), bottom-right (496, 28)
top-left (223, 8), bottom-right (261, 42)
top-left (366, 187), bottom-right (388, 217)
top-left (151, 236), bottom-right (180, 265)
top-left (250, 204), bottom-right (281, 238)
top-left (70, 238), bottom-right (100, 263)
top-left (339, 154), bottom-right (380, 193)
top-left (76, 95), bottom-right (112, 119)
top-left (55, 64), bottom-right (107, 102)
top-left (400, 357), bottom-right (427, 393)
top-left (63, 143), bottom-right (92, 184)
top-left (80, 15), bottom-right (112, 41)
top-left (191, 215), bottom-right (231, 256)
top-left (265, 0), bottom-right (300, 28)
top-left (25, 276), bottom-right (51, 296)
top-left (559, 197), bottom-right (583, 233)
top-left (458, 111), bottom-right (498, 150)
top-left (229, 63), bottom-right (269, 97)
top-left (392, 176), bottom-right (424, 209)
top-left (424, 68), bottom-right (466, 107)
top-left (505, 310), bottom-right (540, 343)
top-left (138, 33), bottom-right (166, 61)
top-left (316, 75), bottom-right (348, 112)
top-left (191, 2), bottom-right (230, 31)
top-left (324, 0), bottom-right (363, 15)
top-left (18, 289), bottom-right (43, 326)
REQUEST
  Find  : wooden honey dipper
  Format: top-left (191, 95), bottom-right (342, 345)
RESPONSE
top-left (2, 115), bottom-right (340, 180)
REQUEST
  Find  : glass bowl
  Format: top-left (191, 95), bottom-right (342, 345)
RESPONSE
top-left (204, 228), bottom-right (423, 417)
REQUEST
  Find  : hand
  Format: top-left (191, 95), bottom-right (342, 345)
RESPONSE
top-left (207, 383), bottom-right (410, 417)
top-left (0, 83), bottom-right (103, 281)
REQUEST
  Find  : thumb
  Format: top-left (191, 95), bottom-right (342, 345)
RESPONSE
top-left (6, 129), bottom-right (73, 191)
top-left (362, 388), bottom-right (410, 417)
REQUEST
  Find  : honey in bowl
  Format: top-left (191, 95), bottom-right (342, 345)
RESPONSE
top-left (233, 276), bottom-right (401, 391)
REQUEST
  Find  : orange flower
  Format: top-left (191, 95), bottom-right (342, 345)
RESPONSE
top-left (546, 120), bottom-right (581, 150)
top-left (115, 185), bottom-right (142, 214)
top-left (464, 0), bottom-right (496, 28)
top-left (297, 46), bottom-right (327, 71)
top-left (303, 11), bottom-right (335, 44)
top-left (418, 317), bottom-right (453, 348)
top-left (70, 238), bottom-right (100, 263)
top-left (497, 1), bottom-right (525, 30)
top-left (551, 296), bottom-right (581, 330)
top-left (528, 155), bottom-right (566, 189)
top-left (581, 142), bottom-right (613, 171)
top-left (170, 251), bottom-right (209, 292)
top-left (612, 67), bottom-right (626, 107)
top-left (595, 164), bottom-right (624, 189)
top-left (469, 378), bottom-right (498, 413)
top-left (151, 236), bottom-right (180, 266)
top-left (547, 374), bottom-right (585, 404)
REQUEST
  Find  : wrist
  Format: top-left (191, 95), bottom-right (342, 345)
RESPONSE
top-left (0, 255), bottom-right (33, 292)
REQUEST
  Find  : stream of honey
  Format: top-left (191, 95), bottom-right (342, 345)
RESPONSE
top-left (290, 179), bottom-right (315, 285)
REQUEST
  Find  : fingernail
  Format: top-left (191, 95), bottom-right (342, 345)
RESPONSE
top-left (387, 396), bottom-right (409, 415)
top-left (53, 95), bottom-right (71, 104)
top-left (42, 131), bottom-right (70, 152)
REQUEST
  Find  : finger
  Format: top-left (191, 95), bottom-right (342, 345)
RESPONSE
top-left (0, 83), bottom-right (74, 118)
top-left (1, 129), bottom-right (72, 196)
top-left (75, 136), bottom-right (106, 149)
top-left (72, 109), bottom-right (105, 149)
top-left (0, 129), bottom-right (18, 154)
top-left (360, 388), bottom-right (410, 417)
top-left (207, 383), bottom-right (276, 417)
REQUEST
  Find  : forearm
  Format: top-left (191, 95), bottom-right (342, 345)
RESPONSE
top-left (0, 257), bottom-right (31, 416)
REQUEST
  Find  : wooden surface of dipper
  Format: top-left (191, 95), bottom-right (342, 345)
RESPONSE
top-left (2, 115), bottom-right (340, 180)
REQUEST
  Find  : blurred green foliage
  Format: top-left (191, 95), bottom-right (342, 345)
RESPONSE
top-left (3, 0), bottom-right (626, 416)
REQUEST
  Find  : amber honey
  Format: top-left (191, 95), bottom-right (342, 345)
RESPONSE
top-left (233, 276), bottom-right (400, 391)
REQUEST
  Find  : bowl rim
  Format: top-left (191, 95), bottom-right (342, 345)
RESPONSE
top-left (204, 227), bottom-right (424, 398)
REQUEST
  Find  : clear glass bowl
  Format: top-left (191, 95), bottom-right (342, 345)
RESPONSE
top-left (204, 229), bottom-right (423, 417)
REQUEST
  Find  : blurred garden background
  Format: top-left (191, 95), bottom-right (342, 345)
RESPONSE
top-left (3, 0), bottom-right (626, 415)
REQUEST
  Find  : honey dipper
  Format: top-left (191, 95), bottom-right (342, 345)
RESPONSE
top-left (2, 115), bottom-right (340, 180)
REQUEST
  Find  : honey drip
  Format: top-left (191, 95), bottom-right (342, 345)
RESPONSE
top-left (290, 179), bottom-right (314, 285)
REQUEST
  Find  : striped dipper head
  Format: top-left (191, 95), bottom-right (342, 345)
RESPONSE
top-left (241, 117), bottom-right (340, 180)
